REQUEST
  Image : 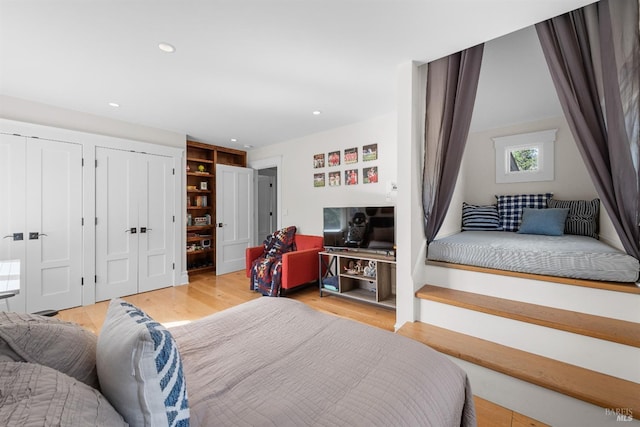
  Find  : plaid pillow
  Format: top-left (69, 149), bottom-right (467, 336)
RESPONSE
top-left (496, 193), bottom-right (553, 231)
top-left (461, 202), bottom-right (503, 231)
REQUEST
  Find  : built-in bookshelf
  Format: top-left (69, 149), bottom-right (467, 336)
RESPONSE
top-left (186, 141), bottom-right (246, 273)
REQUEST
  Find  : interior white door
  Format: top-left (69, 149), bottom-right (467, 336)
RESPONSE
top-left (137, 154), bottom-right (175, 293)
top-left (25, 138), bottom-right (83, 312)
top-left (0, 133), bottom-right (26, 312)
top-left (95, 147), bottom-right (139, 301)
top-left (216, 164), bottom-right (254, 275)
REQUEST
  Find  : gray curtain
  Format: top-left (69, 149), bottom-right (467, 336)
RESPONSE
top-left (423, 45), bottom-right (484, 243)
top-left (536, 0), bottom-right (639, 259)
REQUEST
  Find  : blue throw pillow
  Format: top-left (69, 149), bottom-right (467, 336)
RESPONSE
top-left (517, 208), bottom-right (569, 236)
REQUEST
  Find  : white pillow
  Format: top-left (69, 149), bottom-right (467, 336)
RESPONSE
top-left (97, 299), bottom-right (190, 427)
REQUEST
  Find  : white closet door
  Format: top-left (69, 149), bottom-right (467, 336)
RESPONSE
top-left (95, 147), bottom-right (139, 301)
top-left (0, 134), bottom-right (26, 312)
top-left (137, 153), bottom-right (174, 293)
top-left (25, 139), bottom-right (83, 312)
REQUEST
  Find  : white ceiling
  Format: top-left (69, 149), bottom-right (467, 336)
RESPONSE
top-left (0, 0), bottom-right (594, 149)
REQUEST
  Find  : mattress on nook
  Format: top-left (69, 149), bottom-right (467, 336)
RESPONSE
top-left (427, 231), bottom-right (639, 283)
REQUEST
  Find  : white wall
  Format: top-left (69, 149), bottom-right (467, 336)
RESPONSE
top-left (395, 61), bottom-right (428, 329)
top-left (247, 113), bottom-right (398, 236)
top-left (0, 95), bottom-right (185, 148)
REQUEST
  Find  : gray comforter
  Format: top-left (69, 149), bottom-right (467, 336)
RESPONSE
top-left (171, 297), bottom-right (476, 427)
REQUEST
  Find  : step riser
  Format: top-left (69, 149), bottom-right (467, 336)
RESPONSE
top-left (449, 356), bottom-right (634, 427)
top-left (424, 264), bottom-right (640, 322)
top-left (419, 300), bottom-right (640, 383)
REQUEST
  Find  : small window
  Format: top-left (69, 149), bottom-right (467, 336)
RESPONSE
top-left (493, 129), bottom-right (556, 183)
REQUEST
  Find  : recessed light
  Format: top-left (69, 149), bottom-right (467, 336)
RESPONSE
top-left (158, 42), bottom-right (175, 53)
top-left (243, 144), bottom-right (254, 149)
top-left (108, 102), bottom-right (120, 108)
top-left (230, 138), bottom-right (237, 142)
top-left (312, 110), bottom-right (322, 115)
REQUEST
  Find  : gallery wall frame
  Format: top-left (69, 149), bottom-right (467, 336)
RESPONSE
top-left (313, 153), bottom-right (325, 168)
top-left (328, 171), bottom-right (341, 186)
top-left (344, 147), bottom-right (358, 164)
top-left (363, 143), bottom-right (377, 161)
top-left (363, 166), bottom-right (378, 184)
top-left (328, 151), bottom-right (340, 167)
top-left (345, 169), bottom-right (358, 185)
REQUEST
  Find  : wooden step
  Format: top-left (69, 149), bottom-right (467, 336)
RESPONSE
top-left (416, 284), bottom-right (640, 348)
top-left (426, 260), bottom-right (640, 294)
top-left (397, 321), bottom-right (640, 413)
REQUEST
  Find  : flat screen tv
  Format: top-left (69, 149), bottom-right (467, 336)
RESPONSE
top-left (323, 206), bottom-right (395, 253)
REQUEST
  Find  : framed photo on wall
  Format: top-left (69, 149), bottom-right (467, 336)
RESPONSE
top-left (363, 144), bottom-right (378, 161)
top-left (328, 150), bottom-right (340, 167)
top-left (328, 171), bottom-right (341, 186)
top-left (313, 153), bottom-right (325, 168)
top-left (314, 173), bottom-right (325, 187)
top-left (363, 166), bottom-right (378, 184)
top-left (344, 147), bottom-right (358, 164)
top-left (345, 169), bottom-right (358, 185)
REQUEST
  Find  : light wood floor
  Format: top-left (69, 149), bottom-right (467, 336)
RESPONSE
top-left (56, 270), bottom-right (396, 334)
top-left (57, 270), bottom-right (547, 427)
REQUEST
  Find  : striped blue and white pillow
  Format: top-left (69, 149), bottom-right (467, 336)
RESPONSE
top-left (496, 193), bottom-right (553, 232)
top-left (547, 198), bottom-right (600, 238)
top-left (461, 202), bottom-right (503, 231)
top-left (97, 299), bottom-right (190, 427)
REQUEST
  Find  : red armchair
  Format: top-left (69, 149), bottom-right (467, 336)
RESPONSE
top-left (246, 234), bottom-right (324, 293)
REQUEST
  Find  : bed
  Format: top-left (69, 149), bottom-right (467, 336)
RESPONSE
top-left (0, 298), bottom-right (476, 427)
top-left (427, 231), bottom-right (639, 283)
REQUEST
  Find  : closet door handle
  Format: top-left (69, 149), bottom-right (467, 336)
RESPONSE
top-left (3, 233), bottom-right (23, 240)
top-left (140, 227), bottom-right (152, 233)
top-left (125, 228), bottom-right (137, 234)
top-left (29, 232), bottom-right (48, 240)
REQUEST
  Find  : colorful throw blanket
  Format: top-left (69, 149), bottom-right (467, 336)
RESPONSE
top-left (251, 226), bottom-right (297, 296)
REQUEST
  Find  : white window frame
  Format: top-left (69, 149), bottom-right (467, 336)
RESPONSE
top-left (493, 129), bottom-right (557, 183)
